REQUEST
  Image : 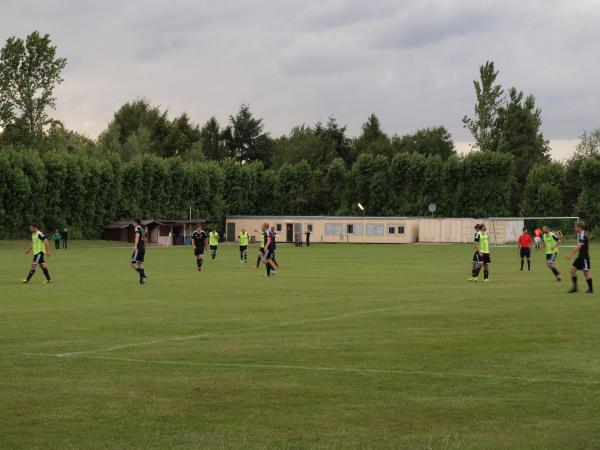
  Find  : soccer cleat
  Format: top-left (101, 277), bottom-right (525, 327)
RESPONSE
top-left (483, 279), bottom-right (489, 283)
top-left (139, 276), bottom-right (148, 285)
top-left (555, 277), bottom-right (562, 282)
top-left (568, 287), bottom-right (578, 293)
top-left (20, 279), bottom-right (29, 284)
top-left (467, 277), bottom-right (473, 281)
top-left (42, 279), bottom-right (51, 284)
top-left (585, 289), bottom-right (594, 294)
top-left (473, 278), bottom-right (479, 282)
top-left (197, 268), bottom-right (203, 272)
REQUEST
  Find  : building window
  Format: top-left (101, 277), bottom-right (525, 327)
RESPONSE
top-left (159, 226), bottom-right (170, 236)
top-left (366, 224), bottom-right (384, 235)
top-left (388, 224), bottom-right (405, 235)
top-left (346, 223), bottom-right (363, 235)
top-left (325, 223), bottom-right (343, 235)
top-left (294, 223), bottom-right (302, 233)
top-left (307, 224), bottom-right (313, 232)
top-left (276, 224), bottom-right (282, 232)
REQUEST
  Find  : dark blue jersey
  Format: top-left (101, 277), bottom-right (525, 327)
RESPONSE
top-left (134, 225), bottom-right (145, 250)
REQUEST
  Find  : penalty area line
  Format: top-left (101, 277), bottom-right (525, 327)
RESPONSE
top-left (16, 352), bottom-right (600, 387)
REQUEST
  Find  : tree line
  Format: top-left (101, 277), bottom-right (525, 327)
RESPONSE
top-left (1, 147), bottom-right (600, 238)
top-left (1, 32), bottom-right (600, 238)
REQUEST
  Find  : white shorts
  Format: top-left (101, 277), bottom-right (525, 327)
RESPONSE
top-left (534, 237), bottom-right (541, 244)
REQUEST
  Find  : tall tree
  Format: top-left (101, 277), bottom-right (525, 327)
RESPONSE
top-left (574, 129), bottom-right (600, 159)
top-left (463, 61), bottom-right (503, 152)
top-left (199, 117), bottom-right (228, 161)
top-left (227, 104), bottom-right (272, 164)
top-left (392, 126), bottom-right (456, 159)
top-left (352, 113), bottom-right (393, 158)
top-left (271, 125), bottom-right (336, 169)
top-left (0, 32), bottom-right (67, 146)
top-left (496, 87), bottom-right (550, 186)
top-left (314, 117), bottom-right (352, 165)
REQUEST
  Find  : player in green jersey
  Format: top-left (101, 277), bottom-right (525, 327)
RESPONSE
top-left (21, 223), bottom-right (52, 284)
top-left (239, 229), bottom-right (249, 263)
top-left (209, 229), bottom-right (219, 260)
top-left (542, 225), bottom-right (562, 282)
top-left (472, 223), bottom-right (491, 282)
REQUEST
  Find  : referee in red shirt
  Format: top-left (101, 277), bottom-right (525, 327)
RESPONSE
top-left (518, 228), bottom-right (533, 271)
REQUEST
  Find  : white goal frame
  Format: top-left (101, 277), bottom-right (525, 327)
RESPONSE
top-left (488, 216), bottom-right (580, 247)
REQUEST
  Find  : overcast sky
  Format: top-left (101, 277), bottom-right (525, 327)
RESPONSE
top-left (2, 0), bottom-right (599, 159)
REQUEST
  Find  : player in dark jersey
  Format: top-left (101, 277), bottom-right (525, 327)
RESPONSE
top-left (130, 218), bottom-right (148, 284)
top-left (468, 224), bottom-right (482, 281)
top-left (191, 224), bottom-right (208, 272)
top-left (262, 223), bottom-right (278, 277)
top-left (567, 221), bottom-right (593, 294)
top-left (269, 226), bottom-right (280, 269)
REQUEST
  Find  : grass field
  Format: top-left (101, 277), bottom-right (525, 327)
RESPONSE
top-left (2, 240), bottom-right (599, 449)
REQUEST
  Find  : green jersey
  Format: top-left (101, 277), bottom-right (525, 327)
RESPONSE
top-left (209, 232), bottom-right (219, 246)
top-left (239, 232), bottom-right (249, 246)
top-left (479, 232), bottom-right (490, 254)
top-left (32, 230), bottom-right (47, 254)
top-left (542, 232), bottom-right (559, 254)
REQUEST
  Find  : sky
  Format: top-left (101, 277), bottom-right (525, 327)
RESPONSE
top-left (2, 0), bottom-right (599, 159)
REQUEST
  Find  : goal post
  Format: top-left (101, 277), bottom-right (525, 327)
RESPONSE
top-left (488, 216), bottom-right (580, 246)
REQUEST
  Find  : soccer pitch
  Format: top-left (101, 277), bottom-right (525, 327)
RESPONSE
top-left (2, 241), bottom-right (599, 449)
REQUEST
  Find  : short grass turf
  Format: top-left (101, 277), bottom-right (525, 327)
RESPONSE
top-left (1, 241), bottom-right (600, 450)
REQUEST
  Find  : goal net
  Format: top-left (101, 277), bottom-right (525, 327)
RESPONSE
top-left (488, 217), bottom-right (580, 246)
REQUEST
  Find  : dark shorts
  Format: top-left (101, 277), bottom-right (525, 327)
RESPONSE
top-left (472, 251), bottom-right (480, 263)
top-left (520, 248), bottom-right (531, 258)
top-left (131, 248), bottom-right (145, 263)
top-left (481, 253), bottom-right (491, 264)
top-left (210, 245), bottom-right (218, 252)
top-left (264, 249), bottom-right (274, 261)
top-left (545, 253), bottom-right (558, 264)
top-left (194, 247), bottom-right (205, 256)
top-left (32, 252), bottom-right (45, 265)
top-left (572, 256), bottom-right (591, 271)
top-left (240, 245), bottom-right (248, 252)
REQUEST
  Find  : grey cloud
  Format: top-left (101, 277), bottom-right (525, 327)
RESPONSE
top-left (0, 0), bottom-right (599, 155)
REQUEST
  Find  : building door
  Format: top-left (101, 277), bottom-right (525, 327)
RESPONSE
top-left (226, 222), bottom-right (236, 242)
top-left (286, 223), bottom-right (294, 242)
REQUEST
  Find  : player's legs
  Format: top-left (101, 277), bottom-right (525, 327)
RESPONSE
top-left (39, 262), bottom-right (51, 282)
top-left (210, 245), bottom-right (217, 260)
top-left (546, 254), bottom-right (561, 281)
top-left (243, 247), bottom-right (248, 262)
top-left (255, 248), bottom-right (263, 269)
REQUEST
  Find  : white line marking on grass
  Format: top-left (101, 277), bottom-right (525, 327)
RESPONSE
top-left (17, 352), bottom-right (600, 387)
top-left (39, 305), bottom-right (414, 357)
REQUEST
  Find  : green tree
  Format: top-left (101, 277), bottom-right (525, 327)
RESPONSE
top-left (463, 61), bottom-right (503, 152)
top-left (314, 117), bottom-right (352, 165)
top-left (496, 88), bottom-right (549, 177)
top-left (352, 113), bottom-right (393, 158)
top-left (577, 158), bottom-right (600, 228)
top-left (227, 104), bottom-right (272, 164)
top-left (520, 162), bottom-right (566, 216)
top-left (199, 117), bottom-right (228, 161)
top-left (0, 32), bottom-right (67, 146)
top-left (392, 126), bottom-right (456, 159)
top-left (98, 98), bottom-right (176, 156)
top-left (574, 129), bottom-right (600, 159)
top-left (271, 125), bottom-right (336, 169)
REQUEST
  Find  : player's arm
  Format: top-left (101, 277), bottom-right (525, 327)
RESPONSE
top-left (566, 243), bottom-right (582, 261)
top-left (264, 235), bottom-right (272, 251)
top-left (24, 244), bottom-right (32, 254)
top-left (133, 232), bottom-right (140, 250)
